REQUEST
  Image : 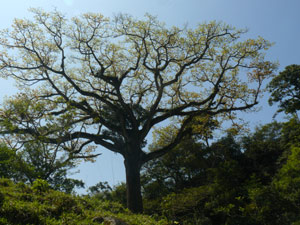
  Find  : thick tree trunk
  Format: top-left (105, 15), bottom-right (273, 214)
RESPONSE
top-left (124, 156), bottom-right (143, 213)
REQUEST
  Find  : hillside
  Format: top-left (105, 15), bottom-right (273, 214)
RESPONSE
top-left (0, 178), bottom-right (169, 225)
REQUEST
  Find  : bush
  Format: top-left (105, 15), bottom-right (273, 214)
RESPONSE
top-left (45, 192), bottom-right (82, 217)
top-left (1, 200), bottom-right (43, 225)
top-left (161, 186), bottom-right (212, 224)
top-left (32, 179), bottom-right (50, 193)
top-left (0, 178), bottom-right (13, 187)
top-left (0, 178), bottom-right (170, 224)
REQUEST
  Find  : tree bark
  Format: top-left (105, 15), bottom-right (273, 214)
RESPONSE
top-left (124, 156), bottom-right (143, 213)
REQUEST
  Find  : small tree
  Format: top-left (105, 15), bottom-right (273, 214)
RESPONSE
top-left (0, 9), bottom-right (275, 212)
top-left (17, 142), bottom-right (85, 193)
top-left (0, 143), bottom-right (22, 180)
top-left (0, 140), bottom-right (84, 193)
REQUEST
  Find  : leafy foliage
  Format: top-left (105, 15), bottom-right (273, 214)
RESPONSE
top-left (140, 119), bottom-right (300, 224)
top-left (88, 181), bottom-right (128, 208)
top-left (0, 143), bottom-right (84, 193)
top-left (242, 121), bottom-right (285, 184)
top-left (268, 64), bottom-right (300, 115)
top-left (0, 178), bottom-right (169, 225)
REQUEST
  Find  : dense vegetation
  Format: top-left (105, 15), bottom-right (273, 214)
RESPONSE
top-left (0, 178), bottom-right (169, 225)
top-left (1, 116), bottom-right (300, 224)
top-left (88, 117), bottom-right (300, 225)
top-left (141, 119), bottom-right (300, 224)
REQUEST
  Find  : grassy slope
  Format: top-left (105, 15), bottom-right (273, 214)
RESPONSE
top-left (0, 178), bottom-right (169, 225)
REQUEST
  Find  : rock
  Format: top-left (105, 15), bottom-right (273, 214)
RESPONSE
top-left (92, 216), bottom-right (128, 225)
top-left (103, 216), bottom-right (128, 225)
top-left (92, 216), bottom-right (104, 223)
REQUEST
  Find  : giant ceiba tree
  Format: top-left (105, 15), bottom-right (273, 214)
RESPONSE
top-left (0, 9), bottom-right (275, 213)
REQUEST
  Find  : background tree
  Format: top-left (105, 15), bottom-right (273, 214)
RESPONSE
top-left (142, 131), bottom-right (249, 224)
top-left (17, 142), bottom-right (85, 193)
top-left (141, 135), bottom-right (208, 216)
top-left (0, 143), bottom-right (23, 181)
top-left (241, 122), bottom-right (285, 184)
top-left (88, 181), bottom-right (128, 208)
top-left (142, 119), bottom-right (300, 224)
top-left (142, 115), bottom-right (217, 200)
top-left (268, 64), bottom-right (300, 116)
top-left (0, 141), bottom-right (84, 193)
top-left (0, 9), bottom-right (275, 212)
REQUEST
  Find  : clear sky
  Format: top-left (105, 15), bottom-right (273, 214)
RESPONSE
top-left (0, 0), bottom-right (299, 192)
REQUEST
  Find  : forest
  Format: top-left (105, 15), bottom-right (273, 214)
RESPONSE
top-left (0, 9), bottom-right (299, 225)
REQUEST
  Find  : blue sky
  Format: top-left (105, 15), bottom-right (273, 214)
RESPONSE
top-left (0, 0), bottom-right (299, 192)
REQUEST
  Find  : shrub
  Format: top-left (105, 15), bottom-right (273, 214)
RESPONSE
top-left (0, 178), bottom-right (13, 187)
top-left (32, 179), bottom-right (50, 193)
top-left (161, 186), bottom-right (212, 224)
top-left (1, 200), bottom-right (42, 225)
top-left (0, 178), bottom-right (170, 224)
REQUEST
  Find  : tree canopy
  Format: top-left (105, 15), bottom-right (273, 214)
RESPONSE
top-left (268, 64), bottom-right (300, 115)
top-left (0, 9), bottom-right (275, 213)
top-left (140, 119), bottom-right (300, 224)
top-left (0, 141), bottom-right (84, 193)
